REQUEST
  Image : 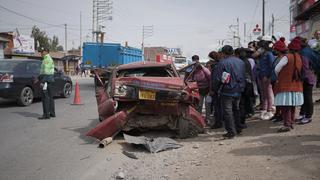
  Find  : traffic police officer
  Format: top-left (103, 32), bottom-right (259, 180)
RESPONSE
top-left (38, 47), bottom-right (55, 119)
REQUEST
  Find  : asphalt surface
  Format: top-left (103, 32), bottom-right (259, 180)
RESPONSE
top-left (0, 77), bottom-right (116, 180)
top-left (1, 77), bottom-right (320, 180)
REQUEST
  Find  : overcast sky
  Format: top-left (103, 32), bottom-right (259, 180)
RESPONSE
top-left (0, 0), bottom-right (290, 58)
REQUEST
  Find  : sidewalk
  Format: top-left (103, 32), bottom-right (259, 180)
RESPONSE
top-left (70, 75), bottom-right (92, 81)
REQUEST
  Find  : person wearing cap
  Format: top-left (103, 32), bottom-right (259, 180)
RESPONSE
top-left (258, 36), bottom-right (275, 120)
top-left (189, 55), bottom-right (211, 117)
top-left (273, 37), bottom-right (304, 132)
top-left (212, 45), bottom-right (246, 138)
top-left (38, 47), bottom-right (55, 119)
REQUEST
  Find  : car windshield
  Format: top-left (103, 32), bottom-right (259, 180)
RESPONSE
top-left (0, 61), bottom-right (20, 72)
top-left (117, 67), bottom-right (175, 77)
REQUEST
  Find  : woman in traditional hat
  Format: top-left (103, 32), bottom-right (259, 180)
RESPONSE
top-left (273, 37), bottom-right (304, 132)
top-left (269, 37), bottom-right (288, 123)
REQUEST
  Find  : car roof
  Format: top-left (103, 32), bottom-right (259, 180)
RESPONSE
top-left (117, 61), bottom-right (173, 70)
top-left (0, 59), bottom-right (40, 63)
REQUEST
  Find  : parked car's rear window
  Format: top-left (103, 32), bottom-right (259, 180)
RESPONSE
top-left (0, 61), bottom-right (20, 72)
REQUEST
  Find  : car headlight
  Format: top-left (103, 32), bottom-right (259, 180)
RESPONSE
top-left (114, 83), bottom-right (128, 97)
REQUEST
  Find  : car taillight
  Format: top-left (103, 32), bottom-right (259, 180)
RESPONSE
top-left (0, 73), bottom-right (14, 83)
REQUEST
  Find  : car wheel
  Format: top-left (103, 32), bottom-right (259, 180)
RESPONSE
top-left (178, 117), bottom-right (199, 139)
top-left (62, 82), bottom-right (72, 98)
top-left (17, 87), bottom-right (34, 106)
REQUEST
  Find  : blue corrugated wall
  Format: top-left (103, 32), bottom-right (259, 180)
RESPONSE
top-left (82, 42), bottom-right (142, 68)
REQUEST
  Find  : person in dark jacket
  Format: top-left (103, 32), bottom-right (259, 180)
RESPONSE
top-left (212, 45), bottom-right (246, 138)
top-left (208, 51), bottom-right (224, 129)
top-left (235, 48), bottom-right (254, 128)
top-left (296, 38), bottom-right (317, 124)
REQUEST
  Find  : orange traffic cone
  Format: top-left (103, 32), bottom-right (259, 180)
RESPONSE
top-left (71, 81), bottom-right (83, 105)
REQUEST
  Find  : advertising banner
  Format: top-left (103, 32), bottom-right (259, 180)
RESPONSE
top-left (13, 34), bottom-right (35, 54)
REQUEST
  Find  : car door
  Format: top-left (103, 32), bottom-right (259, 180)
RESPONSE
top-left (25, 61), bottom-right (41, 97)
top-left (52, 68), bottom-right (64, 96)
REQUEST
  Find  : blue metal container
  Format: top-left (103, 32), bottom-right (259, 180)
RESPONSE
top-left (82, 42), bottom-right (142, 68)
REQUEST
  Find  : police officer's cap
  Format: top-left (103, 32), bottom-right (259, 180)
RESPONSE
top-left (38, 47), bottom-right (50, 53)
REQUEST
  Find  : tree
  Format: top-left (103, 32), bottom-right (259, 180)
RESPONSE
top-left (31, 26), bottom-right (62, 52)
top-left (57, 45), bottom-right (64, 51)
top-left (50, 36), bottom-right (59, 51)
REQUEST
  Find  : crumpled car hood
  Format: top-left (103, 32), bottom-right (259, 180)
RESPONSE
top-left (115, 77), bottom-right (184, 91)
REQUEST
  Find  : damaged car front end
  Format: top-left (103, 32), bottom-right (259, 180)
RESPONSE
top-left (86, 61), bottom-right (205, 141)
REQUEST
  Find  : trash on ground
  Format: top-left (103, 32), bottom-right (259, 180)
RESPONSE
top-left (116, 171), bottom-right (125, 179)
top-left (99, 137), bottom-right (113, 148)
top-left (122, 150), bottom-right (138, 159)
top-left (123, 134), bottom-right (183, 153)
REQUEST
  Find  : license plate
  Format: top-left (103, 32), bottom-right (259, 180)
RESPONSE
top-left (139, 90), bottom-right (156, 100)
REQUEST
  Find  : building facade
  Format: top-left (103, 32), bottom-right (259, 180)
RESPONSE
top-left (290, 0), bottom-right (320, 38)
top-left (0, 37), bottom-right (9, 59)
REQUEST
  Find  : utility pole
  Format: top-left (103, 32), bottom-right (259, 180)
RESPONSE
top-left (244, 23), bottom-right (246, 45)
top-left (262, 0), bottom-right (265, 36)
top-left (92, 0), bottom-right (96, 42)
top-left (142, 25), bottom-right (153, 61)
top-left (64, 23), bottom-right (67, 54)
top-left (92, 0), bottom-right (113, 43)
top-left (271, 14), bottom-right (275, 36)
top-left (237, 18), bottom-right (240, 47)
top-left (228, 18), bottom-right (240, 48)
top-left (80, 11), bottom-right (82, 56)
top-left (142, 27), bottom-right (144, 61)
top-left (233, 31), bottom-right (236, 47)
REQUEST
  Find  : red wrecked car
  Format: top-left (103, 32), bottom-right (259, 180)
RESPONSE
top-left (86, 61), bottom-right (205, 140)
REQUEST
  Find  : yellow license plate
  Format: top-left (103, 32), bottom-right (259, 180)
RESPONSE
top-left (139, 90), bottom-right (156, 100)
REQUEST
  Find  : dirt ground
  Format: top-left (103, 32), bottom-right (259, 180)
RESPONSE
top-left (89, 94), bottom-right (320, 180)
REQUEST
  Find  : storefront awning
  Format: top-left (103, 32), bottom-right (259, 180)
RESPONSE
top-left (295, 1), bottom-right (320, 21)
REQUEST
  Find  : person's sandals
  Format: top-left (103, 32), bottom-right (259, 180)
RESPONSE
top-left (277, 126), bottom-right (291, 133)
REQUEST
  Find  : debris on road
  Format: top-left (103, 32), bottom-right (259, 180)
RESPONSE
top-left (122, 150), bottom-right (138, 159)
top-left (123, 134), bottom-right (182, 153)
top-left (98, 137), bottom-right (113, 148)
top-left (192, 144), bottom-right (200, 149)
top-left (116, 171), bottom-right (125, 179)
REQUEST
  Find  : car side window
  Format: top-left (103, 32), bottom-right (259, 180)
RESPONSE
top-left (26, 62), bottom-right (40, 74)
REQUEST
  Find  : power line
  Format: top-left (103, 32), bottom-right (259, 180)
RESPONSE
top-left (0, 4), bottom-right (63, 28)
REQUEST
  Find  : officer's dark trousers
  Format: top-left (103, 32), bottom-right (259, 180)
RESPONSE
top-left (41, 83), bottom-right (55, 118)
top-left (221, 95), bottom-right (241, 135)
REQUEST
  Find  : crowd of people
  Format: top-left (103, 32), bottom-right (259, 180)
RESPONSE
top-left (189, 30), bottom-right (320, 139)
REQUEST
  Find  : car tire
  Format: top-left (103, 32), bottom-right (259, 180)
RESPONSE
top-left (61, 82), bottom-right (72, 98)
top-left (17, 86), bottom-right (34, 106)
top-left (178, 117), bottom-right (199, 139)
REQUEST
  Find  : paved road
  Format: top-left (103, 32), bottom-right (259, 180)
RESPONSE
top-left (1, 77), bottom-right (320, 180)
top-left (0, 77), bottom-right (119, 180)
